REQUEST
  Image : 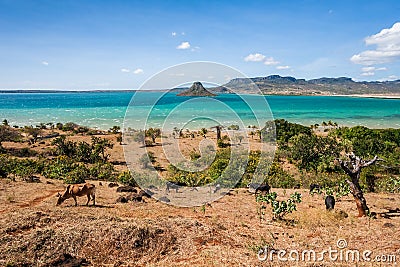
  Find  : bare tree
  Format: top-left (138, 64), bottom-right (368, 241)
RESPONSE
top-left (211, 125), bottom-right (224, 141)
top-left (337, 153), bottom-right (381, 217)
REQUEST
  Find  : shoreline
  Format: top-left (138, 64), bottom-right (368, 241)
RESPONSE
top-left (1, 89), bottom-right (400, 99)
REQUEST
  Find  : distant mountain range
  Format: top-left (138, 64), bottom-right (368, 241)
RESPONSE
top-left (2, 75), bottom-right (400, 96)
top-left (212, 75), bottom-right (400, 96)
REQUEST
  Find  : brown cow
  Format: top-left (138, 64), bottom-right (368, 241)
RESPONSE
top-left (56, 183), bottom-right (96, 206)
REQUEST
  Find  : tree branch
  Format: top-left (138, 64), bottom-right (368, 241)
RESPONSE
top-left (360, 155), bottom-right (382, 168)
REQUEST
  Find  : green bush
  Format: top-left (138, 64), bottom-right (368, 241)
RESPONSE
top-left (64, 163), bottom-right (88, 184)
top-left (117, 171), bottom-right (137, 186)
top-left (257, 192), bottom-right (302, 220)
top-left (89, 162), bottom-right (116, 180)
top-left (375, 176), bottom-right (400, 193)
top-left (41, 156), bottom-right (75, 180)
top-left (267, 162), bottom-right (296, 188)
top-left (62, 122), bottom-right (78, 132)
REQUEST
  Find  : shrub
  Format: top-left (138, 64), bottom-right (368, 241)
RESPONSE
top-left (375, 176), bottom-right (400, 193)
top-left (217, 139), bottom-right (229, 148)
top-left (64, 163), bottom-right (88, 184)
top-left (62, 122), bottom-right (78, 132)
top-left (89, 162), bottom-right (116, 180)
top-left (42, 156), bottom-right (75, 180)
top-left (267, 162), bottom-right (296, 188)
top-left (228, 124), bottom-right (239, 130)
top-left (117, 170), bottom-right (138, 186)
top-left (257, 192), bottom-right (302, 220)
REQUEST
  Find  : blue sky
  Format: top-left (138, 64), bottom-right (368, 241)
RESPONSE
top-left (0, 0), bottom-right (399, 89)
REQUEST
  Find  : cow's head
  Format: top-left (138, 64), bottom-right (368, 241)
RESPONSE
top-left (56, 192), bottom-right (65, 206)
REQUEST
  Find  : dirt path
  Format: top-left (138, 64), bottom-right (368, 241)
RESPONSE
top-left (0, 189), bottom-right (60, 214)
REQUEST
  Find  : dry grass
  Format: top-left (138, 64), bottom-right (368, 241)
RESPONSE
top-left (0, 180), bottom-right (399, 266)
top-left (1, 131), bottom-right (400, 266)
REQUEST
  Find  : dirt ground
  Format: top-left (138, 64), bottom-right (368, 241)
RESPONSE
top-left (0, 178), bottom-right (399, 266)
top-left (1, 130), bottom-right (400, 266)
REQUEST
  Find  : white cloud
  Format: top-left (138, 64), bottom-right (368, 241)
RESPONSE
top-left (276, 65), bottom-right (290, 70)
top-left (171, 32), bottom-right (177, 36)
top-left (42, 61), bottom-right (49, 66)
top-left (361, 72), bottom-right (375, 76)
top-left (133, 68), bottom-right (143, 74)
top-left (388, 75), bottom-right (398, 80)
top-left (351, 22), bottom-right (400, 65)
top-left (263, 57), bottom-right (280, 65)
top-left (244, 53), bottom-right (281, 65)
top-left (121, 68), bottom-right (130, 73)
top-left (244, 53), bottom-right (266, 62)
top-left (176, 41), bottom-right (190, 50)
top-left (361, 66), bottom-right (387, 73)
top-left (361, 66), bottom-right (375, 72)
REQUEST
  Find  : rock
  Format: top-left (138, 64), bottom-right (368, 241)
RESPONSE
top-left (108, 182), bottom-right (119, 188)
top-left (126, 193), bottom-right (143, 202)
top-left (116, 196), bottom-right (128, 203)
top-left (159, 196), bottom-right (170, 203)
top-left (140, 189), bottom-right (154, 197)
top-left (383, 222), bottom-right (395, 228)
top-left (177, 82), bottom-right (216, 97)
top-left (44, 253), bottom-right (88, 267)
top-left (116, 186), bottom-right (137, 193)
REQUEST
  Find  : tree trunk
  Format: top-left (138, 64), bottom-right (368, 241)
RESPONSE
top-left (337, 154), bottom-right (379, 217)
top-left (346, 173), bottom-right (369, 217)
top-left (216, 127), bottom-right (221, 141)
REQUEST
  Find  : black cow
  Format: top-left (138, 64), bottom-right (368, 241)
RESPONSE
top-left (325, 195), bottom-right (335, 210)
top-left (248, 183), bottom-right (271, 194)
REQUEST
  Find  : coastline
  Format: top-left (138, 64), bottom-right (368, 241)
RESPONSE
top-left (1, 88), bottom-right (400, 100)
top-left (331, 94), bottom-right (400, 99)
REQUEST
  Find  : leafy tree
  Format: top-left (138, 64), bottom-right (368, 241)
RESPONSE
top-left (133, 130), bottom-right (146, 146)
top-left (52, 136), bottom-right (77, 158)
top-left (0, 125), bottom-right (21, 149)
top-left (228, 124), bottom-right (239, 130)
top-left (145, 128), bottom-right (161, 144)
top-left (139, 152), bottom-right (156, 169)
top-left (24, 126), bottom-right (42, 143)
top-left (91, 136), bottom-right (114, 162)
top-left (109, 125), bottom-right (121, 134)
top-left (289, 133), bottom-right (341, 173)
top-left (262, 119), bottom-right (311, 147)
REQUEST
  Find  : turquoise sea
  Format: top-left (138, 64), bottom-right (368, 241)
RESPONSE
top-left (0, 91), bottom-right (400, 130)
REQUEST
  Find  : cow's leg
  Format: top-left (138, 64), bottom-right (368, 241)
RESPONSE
top-left (86, 195), bottom-right (90, 205)
top-left (92, 193), bottom-right (95, 206)
top-left (73, 196), bottom-right (77, 206)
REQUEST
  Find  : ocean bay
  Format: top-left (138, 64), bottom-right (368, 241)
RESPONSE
top-left (1, 91), bottom-right (400, 129)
